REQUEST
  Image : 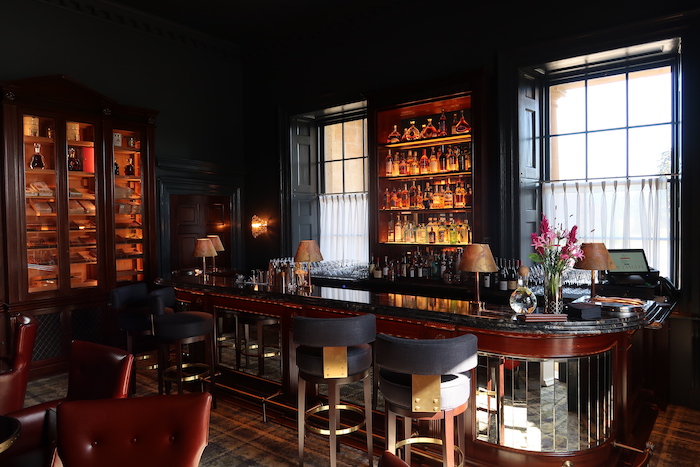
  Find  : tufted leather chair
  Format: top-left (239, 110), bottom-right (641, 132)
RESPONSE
top-left (56, 392), bottom-right (211, 467)
top-left (0, 340), bottom-right (133, 467)
top-left (0, 314), bottom-right (38, 415)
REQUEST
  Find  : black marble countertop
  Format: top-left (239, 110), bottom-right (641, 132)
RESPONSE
top-left (157, 275), bottom-right (670, 336)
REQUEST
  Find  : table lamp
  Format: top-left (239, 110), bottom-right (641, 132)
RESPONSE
top-left (193, 238), bottom-right (217, 276)
top-left (574, 242), bottom-right (616, 298)
top-left (207, 235), bottom-right (225, 272)
top-left (293, 240), bottom-right (323, 290)
top-left (457, 243), bottom-right (498, 310)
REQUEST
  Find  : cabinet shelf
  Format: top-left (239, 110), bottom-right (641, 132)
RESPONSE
top-left (380, 171), bottom-right (471, 182)
top-left (381, 241), bottom-right (471, 246)
top-left (381, 207), bottom-right (472, 213)
top-left (384, 134), bottom-right (471, 150)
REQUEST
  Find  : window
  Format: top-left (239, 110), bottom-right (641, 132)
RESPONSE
top-left (541, 39), bottom-right (680, 282)
top-left (319, 116), bottom-right (369, 262)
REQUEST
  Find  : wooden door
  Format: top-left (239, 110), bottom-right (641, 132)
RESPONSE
top-left (169, 194), bottom-right (231, 272)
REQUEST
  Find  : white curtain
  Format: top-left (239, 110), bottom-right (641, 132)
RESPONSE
top-left (319, 193), bottom-right (368, 262)
top-left (543, 176), bottom-right (670, 277)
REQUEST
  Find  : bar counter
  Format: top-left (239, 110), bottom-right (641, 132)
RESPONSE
top-left (156, 274), bottom-right (671, 467)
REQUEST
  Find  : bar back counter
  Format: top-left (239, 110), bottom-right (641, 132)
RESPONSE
top-left (156, 274), bottom-right (673, 467)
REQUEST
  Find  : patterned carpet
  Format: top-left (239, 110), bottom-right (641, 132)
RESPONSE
top-left (647, 404), bottom-right (700, 467)
top-left (23, 369), bottom-right (700, 466)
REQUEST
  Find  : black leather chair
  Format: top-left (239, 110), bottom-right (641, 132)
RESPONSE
top-left (376, 333), bottom-right (478, 467)
top-left (294, 313), bottom-right (376, 467)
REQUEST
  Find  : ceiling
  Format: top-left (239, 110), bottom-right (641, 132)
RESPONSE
top-left (106, 0), bottom-right (387, 47)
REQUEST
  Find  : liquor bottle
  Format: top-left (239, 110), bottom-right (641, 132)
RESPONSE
top-left (399, 152), bottom-right (408, 176)
top-left (421, 118), bottom-right (438, 139)
top-left (395, 216), bottom-right (404, 242)
top-left (465, 184), bottom-right (473, 206)
top-left (415, 184), bottom-right (423, 209)
top-left (400, 184), bottom-right (410, 209)
top-left (124, 156), bottom-right (135, 176)
top-left (454, 182), bottom-right (466, 208)
top-left (429, 147), bottom-right (439, 174)
top-left (419, 149), bottom-right (430, 174)
top-left (456, 146), bottom-right (465, 171)
top-left (437, 218), bottom-right (447, 244)
top-left (438, 108), bottom-right (448, 137)
top-left (454, 110), bottom-right (471, 134)
top-left (403, 121), bottom-right (421, 141)
top-left (443, 183), bottom-right (454, 209)
top-left (387, 216), bottom-right (395, 242)
top-left (387, 124), bottom-right (402, 143)
top-left (382, 187), bottom-right (390, 209)
top-left (464, 144), bottom-right (472, 170)
top-left (114, 159), bottom-right (120, 175)
top-left (405, 219), bottom-right (415, 243)
top-left (416, 222), bottom-right (427, 244)
top-left (438, 147), bottom-right (447, 172)
top-left (392, 153), bottom-right (400, 177)
top-left (29, 143), bottom-right (46, 169)
top-left (373, 257), bottom-right (383, 278)
top-left (446, 146), bottom-right (457, 172)
top-left (431, 185), bottom-right (444, 209)
top-left (385, 150), bottom-right (394, 176)
top-left (423, 182), bottom-right (433, 209)
top-left (451, 113), bottom-right (459, 135)
top-left (409, 150), bottom-right (420, 175)
top-left (409, 181), bottom-right (418, 208)
top-left (67, 147), bottom-right (82, 171)
top-left (428, 222), bottom-right (436, 244)
top-left (382, 256), bottom-right (389, 278)
top-left (390, 188), bottom-right (400, 209)
top-left (448, 217), bottom-right (458, 244)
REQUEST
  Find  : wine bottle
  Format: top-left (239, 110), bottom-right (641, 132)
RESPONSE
top-left (499, 258), bottom-right (508, 291)
top-left (507, 259), bottom-right (518, 290)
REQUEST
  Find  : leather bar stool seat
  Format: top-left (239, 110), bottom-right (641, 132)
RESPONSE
top-left (151, 288), bottom-right (216, 407)
top-left (294, 313), bottom-right (376, 467)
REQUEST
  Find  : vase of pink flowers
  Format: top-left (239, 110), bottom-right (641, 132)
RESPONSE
top-left (529, 214), bottom-right (584, 313)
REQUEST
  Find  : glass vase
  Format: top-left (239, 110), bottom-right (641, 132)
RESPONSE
top-left (543, 269), bottom-right (564, 314)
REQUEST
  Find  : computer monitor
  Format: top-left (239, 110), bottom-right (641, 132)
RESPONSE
top-left (607, 249), bottom-right (651, 274)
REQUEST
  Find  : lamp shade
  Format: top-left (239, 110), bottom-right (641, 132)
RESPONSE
top-left (574, 243), bottom-right (616, 271)
top-left (207, 235), bottom-right (225, 252)
top-left (192, 238), bottom-right (218, 258)
top-left (294, 240), bottom-right (323, 263)
top-left (457, 244), bottom-right (498, 273)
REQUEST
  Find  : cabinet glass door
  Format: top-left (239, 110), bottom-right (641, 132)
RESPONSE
top-left (113, 129), bottom-right (144, 283)
top-left (67, 121), bottom-right (99, 289)
top-left (25, 115), bottom-right (59, 292)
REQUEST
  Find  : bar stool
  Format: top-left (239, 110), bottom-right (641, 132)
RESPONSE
top-left (235, 313), bottom-right (280, 376)
top-left (110, 283), bottom-right (154, 395)
top-left (376, 333), bottom-right (478, 467)
top-left (294, 313), bottom-right (376, 467)
top-left (150, 287), bottom-right (217, 407)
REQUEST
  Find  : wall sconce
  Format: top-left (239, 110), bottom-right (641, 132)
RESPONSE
top-left (251, 215), bottom-right (268, 238)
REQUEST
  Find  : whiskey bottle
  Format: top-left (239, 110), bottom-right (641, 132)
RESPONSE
top-left (429, 147), bottom-right (439, 174)
top-left (67, 147), bottom-right (82, 171)
top-left (395, 216), bottom-right (404, 242)
top-left (451, 113), bottom-right (459, 135)
top-left (29, 143), bottom-right (46, 169)
top-left (423, 182), bottom-right (433, 209)
top-left (387, 124), bottom-right (402, 143)
top-left (409, 150), bottom-right (420, 175)
top-left (385, 150), bottom-right (394, 176)
top-left (447, 146), bottom-right (457, 172)
top-left (431, 185), bottom-right (444, 209)
top-left (443, 183), bottom-right (454, 209)
top-left (382, 188), bottom-right (390, 210)
top-left (419, 149), bottom-right (430, 174)
top-left (438, 147), bottom-right (447, 173)
top-left (409, 181), bottom-right (418, 208)
top-left (398, 152), bottom-right (408, 176)
top-left (454, 110), bottom-right (471, 134)
top-left (400, 184), bottom-right (410, 209)
top-left (438, 108), bottom-right (448, 137)
top-left (454, 182), bottom-right (466, 208)
top-left (403, 121), bottom-right (421, 141)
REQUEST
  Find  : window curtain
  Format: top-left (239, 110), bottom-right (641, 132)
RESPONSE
top-left (542, 176), bottom-right (670, 277)
top-left (319, 193), bottom-right (368, 262)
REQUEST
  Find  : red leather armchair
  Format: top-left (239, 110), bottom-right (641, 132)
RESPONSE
top-left (56, 392), bottom-right (212, 467)
top-left (0, 340), bottom-right (133, 467)
top-left (0, 314), bottom-right (38, 415)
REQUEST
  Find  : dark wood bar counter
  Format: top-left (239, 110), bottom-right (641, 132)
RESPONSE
top-left (157, 274), bottom-right (672, 467)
